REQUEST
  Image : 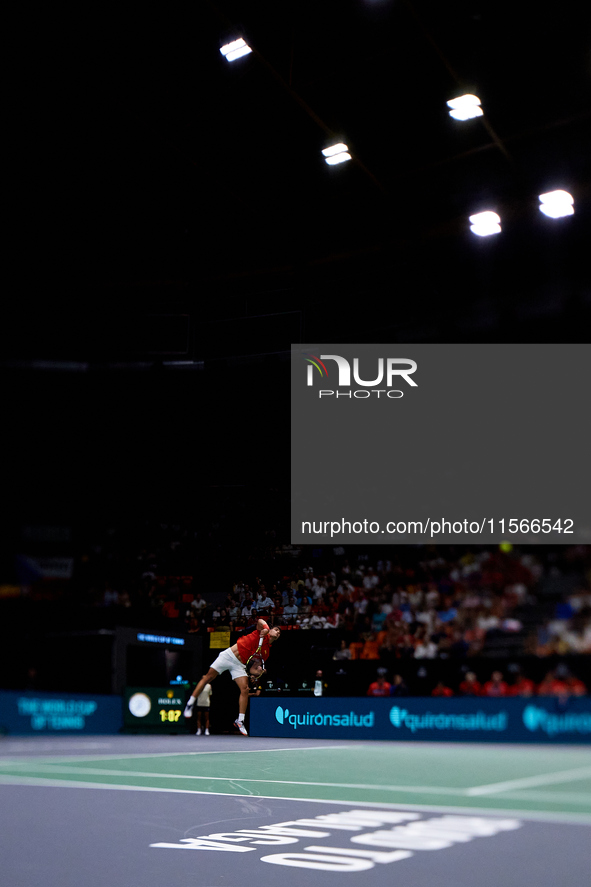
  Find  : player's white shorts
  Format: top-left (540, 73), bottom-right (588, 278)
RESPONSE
top-left (210, 647), bottom-right (247, 680)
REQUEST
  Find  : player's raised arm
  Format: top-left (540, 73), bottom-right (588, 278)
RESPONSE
top-left (257, 618), bottom-right (270, 636)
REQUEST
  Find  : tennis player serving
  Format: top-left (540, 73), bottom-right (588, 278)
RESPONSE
top-left (183, 618), bottom-right (281, 735)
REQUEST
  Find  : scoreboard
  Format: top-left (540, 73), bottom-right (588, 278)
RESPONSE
top-left (124, 686), bottom-right (191, 733)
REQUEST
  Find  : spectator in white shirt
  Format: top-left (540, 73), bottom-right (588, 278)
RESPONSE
top-left (191, 593), bottom-right (208, 613)
top-left (256, 588), bottom-right (274, 615)
top-left (414, 635), bottom-right (438, 659)
top-left (363, 568), bottom-right (380, 590)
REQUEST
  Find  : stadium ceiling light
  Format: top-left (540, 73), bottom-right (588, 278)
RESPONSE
top-left (469, 211), bottom-right (501, 237)
top-left (322, 143), bottom-right (351, 165)
top-left (538, 190), bottom-right (574, 218)
top-left (447, 94), bottom-right (483, 120)
top-left (220, 38), bottom-right (252, 61)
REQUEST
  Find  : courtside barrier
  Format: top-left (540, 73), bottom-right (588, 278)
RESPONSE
top-left (250, 695), bottom-right (591, 743)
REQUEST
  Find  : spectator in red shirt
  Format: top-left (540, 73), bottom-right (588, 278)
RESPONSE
top-left (509, 675), bottom-right (536, 696)
top-left (564, 676), bottom-right (588, 696)
top-left (481, 670), bottom-right (509, 697)
top-left (431, 681), bottom-right (454, 697)
top-left (537, 671), bottom-right (570, 698)
top-left (459, 671), bottom-right (481, 696)
top-left (162, 598), bottom-right (179, 619)
top-left (367, 668), bottom-right (392, 696)
top-left (538, 665), bottom-right (587, 698)
top-left (507, 665), bottom-right (536, 697)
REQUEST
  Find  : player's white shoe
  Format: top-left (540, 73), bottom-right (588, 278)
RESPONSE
top-left (183, 697), bottom-right (195, 718)
top-left (234, 720), bottom-right (248, 736)
top-left (204, 728), bottom-right (210, 736)
top-left (195, 728), bottom-right (202, 735)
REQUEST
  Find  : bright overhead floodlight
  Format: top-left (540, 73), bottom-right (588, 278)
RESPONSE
top-left (447, 94), bottom-right (483, 120)
top-left (325, 152), bottom-right (352, 166)
top-left (322, 143), bottom-right (351, 165)
top-left (220, 38), bottom-right (252, 61)
top-left (469, 211), bottom-right (501, 237)
top-left (538, 190), bottom-right (574, 219)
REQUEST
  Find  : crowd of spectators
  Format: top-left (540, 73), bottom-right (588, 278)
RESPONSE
top-left (6, 516), bottom-right (590, 696)
top-left (141, 542), bottom-right (588, 696)
top-left (171, 548), bottom-right (541, 660)
top-left (71, 523), bottom-right (590, 659)
top-left (363, 664), bottom-right (587, 699)
top-left (528, 586), bottom-right (591, 656)
top-left (412, 663), bottom-right (587, 699)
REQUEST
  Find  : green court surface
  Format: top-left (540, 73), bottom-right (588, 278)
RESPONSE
top-left (1, 739), bottom-right (590, 822)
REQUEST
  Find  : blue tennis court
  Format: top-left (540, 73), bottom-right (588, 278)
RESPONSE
top-left (2, 734), bottom-right (589, 886)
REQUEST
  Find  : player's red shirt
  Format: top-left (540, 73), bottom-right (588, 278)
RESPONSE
top-left (236, 627), bottom-right (272, 664)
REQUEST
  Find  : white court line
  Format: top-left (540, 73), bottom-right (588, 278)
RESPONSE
top-left (8, 763), bottom-right (591, 806)
top-left (0, 762), bottom-right (468, 795)
top-left (0, 745), bottom-right (352, 765)
top-left (4, 762), bottom-right (591, 802)
top-left (0, 774), bottom-right (589, 826)
top-left (4, 758), bottom-right (591, 805)
top-left (467, 765), bottom-right (591, 796)
top-left (0, 742), bottom-right (112, 752)
top-left (497, 790), bottom-right (591, 806)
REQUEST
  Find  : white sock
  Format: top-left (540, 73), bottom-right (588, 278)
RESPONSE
top-left (237, 713), bottom-right (245, 723)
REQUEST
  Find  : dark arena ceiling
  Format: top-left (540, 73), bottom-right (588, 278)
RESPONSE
top-left (6, 0), bottom-right (591, 358)
top-left (2, 1), bottom-right (590, 521)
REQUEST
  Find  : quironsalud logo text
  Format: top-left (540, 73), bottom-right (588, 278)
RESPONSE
top-left (522, 705), bottom-right (591, 737)
top-left (389, 706), bottom-right (507, 733)
top-left (275, 706), bottom-right (374, 730)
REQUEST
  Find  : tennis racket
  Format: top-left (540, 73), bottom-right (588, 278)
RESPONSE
top-left (245, 638), bottom-right (266, 682)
